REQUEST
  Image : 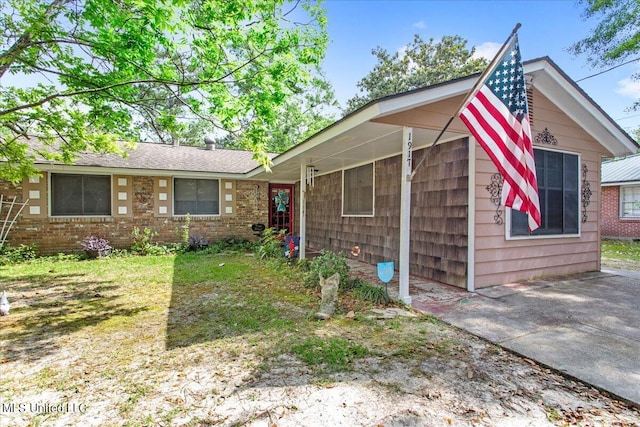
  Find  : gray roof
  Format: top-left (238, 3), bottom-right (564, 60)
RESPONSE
top-left (602, 153), bottom-right (640, 184)
top-left (33, 142), bottom-right (271, 174)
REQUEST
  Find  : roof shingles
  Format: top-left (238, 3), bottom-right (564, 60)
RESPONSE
top-left (35, 142), bottom-right (269, 174)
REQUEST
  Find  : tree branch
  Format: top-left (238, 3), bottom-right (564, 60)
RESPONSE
top-left (0, 0), bottom-right (73, 79)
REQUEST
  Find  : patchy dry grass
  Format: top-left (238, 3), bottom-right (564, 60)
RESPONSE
top-left (602, 239), bottom-right (640, 270)
top-left (1, 252), bottom-right (639, 426)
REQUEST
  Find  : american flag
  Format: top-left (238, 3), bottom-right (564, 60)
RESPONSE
top-left (459, 35), bottom-right (541, 231)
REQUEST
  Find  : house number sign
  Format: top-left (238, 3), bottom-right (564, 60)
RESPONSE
top-left (406, 128), bottom-right (413, 174)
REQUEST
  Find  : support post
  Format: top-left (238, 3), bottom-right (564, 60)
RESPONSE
top-left (399, 127), bottom-right (413, 304)
top-left (299, 163), bottom-right (306, 259)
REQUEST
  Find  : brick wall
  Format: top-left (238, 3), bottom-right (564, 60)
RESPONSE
top-left (0, 175), bottom-right (269, 255)
top-left (601, 185), bottom-right (640, 239)
top-left (305, 138), bottom-right (469, 287)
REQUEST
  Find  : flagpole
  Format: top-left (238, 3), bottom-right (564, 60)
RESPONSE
top-left (408, 22), bottom-right (522, 181)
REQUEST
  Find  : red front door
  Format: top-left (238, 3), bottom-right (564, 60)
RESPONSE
top-left (269, 184), bottom-right (294, 235)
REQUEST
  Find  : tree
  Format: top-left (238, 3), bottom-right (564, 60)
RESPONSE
top-left (570, 0), bottom-right (640, 111)
top-left (0, 0), bottom-right (328, 182)
top-left (345, 35), bottom-right (488, 114)
top-left (219, 73), bottom-right (337, 152)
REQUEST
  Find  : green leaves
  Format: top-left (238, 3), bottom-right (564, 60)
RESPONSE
top-left (0, 0), bottom-right (330, 182)
top-left (570, 0), bottom-right (640, 65)
top-left (345, 34), bottom-right (488, 114)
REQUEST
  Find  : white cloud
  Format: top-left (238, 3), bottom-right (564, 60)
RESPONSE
top-left (413, 21), bottom-right (426, 29)
top-left (472, 42), bottom-right (501, 61)
top-left (616, 77), bottom-right (640, 99)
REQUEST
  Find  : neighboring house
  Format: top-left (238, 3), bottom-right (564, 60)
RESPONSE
top-left (1, 56), bottom-right (637, 297)
top-left (601, 154), bottom-right (640, 240)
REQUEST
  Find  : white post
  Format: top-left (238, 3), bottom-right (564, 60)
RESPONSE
top-left (399, 127), bottom-right (413, 304)
top-left (299, 163), bottom-right (306, 259)
top-left (467, 137), bottom-right (476, 292)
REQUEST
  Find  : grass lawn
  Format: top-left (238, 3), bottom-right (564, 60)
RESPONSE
top-left (1, 246), bottom-right (638, 426)
top-left (0, 251), bottom-right (450, 426)
top-left (601, 239), bottom-right (640, 270)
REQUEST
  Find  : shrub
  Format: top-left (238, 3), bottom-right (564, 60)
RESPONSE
top-left (0, 243), bottom-right (37, 265)
top-left (187, 235), bottom-right (208, 251)
top-left (207, 237), bottom-right (255, 254)
top-left (130, 227), bottom-right (166, 256)
top-left (303, 249), bottom-right (350, 289)
top-left (256, 227), bottom-right (286, 260)
top-left (353, 282), bottom-right (389, 305)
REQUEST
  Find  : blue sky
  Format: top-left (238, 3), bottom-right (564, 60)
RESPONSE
top-left (320, 0), bottom-right (640, 135)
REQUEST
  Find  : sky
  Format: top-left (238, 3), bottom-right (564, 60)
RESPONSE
top-left (318, 0), bottom-right (640, 135)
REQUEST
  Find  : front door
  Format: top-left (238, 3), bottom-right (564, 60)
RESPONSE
top-left (269, 184), bottom-right (294, 235)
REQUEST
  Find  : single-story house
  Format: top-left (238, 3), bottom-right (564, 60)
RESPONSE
top-left (2, 56), bottom-right (637, 298)
top-left (601, 154), bottom-right (640, 239)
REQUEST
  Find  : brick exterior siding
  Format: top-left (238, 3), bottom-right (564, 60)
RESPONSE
top-left (601, 185), bottom-right (640, 239)
top-left (0, 175), bottom-right (269, 255)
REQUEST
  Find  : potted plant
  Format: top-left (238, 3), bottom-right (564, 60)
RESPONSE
top-left (81, 235), bottom-right (112, 258)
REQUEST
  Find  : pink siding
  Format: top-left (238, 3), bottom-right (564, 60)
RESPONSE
top-left (473, 89), bottom-right (607, 288)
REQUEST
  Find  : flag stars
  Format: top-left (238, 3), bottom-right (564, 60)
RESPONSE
top-left (485, 39), bottom-right (528, 116)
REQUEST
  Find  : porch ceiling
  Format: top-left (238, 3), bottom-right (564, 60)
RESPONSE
top-left (251, 121), bottom-right (463, 183)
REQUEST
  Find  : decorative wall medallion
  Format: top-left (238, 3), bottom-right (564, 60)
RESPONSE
top-left (581, 163), bottom-right (592, 223)
top-left (134, 191), bottom-right (150, 205)
top-left (534, 127), bottom-right (558, 145)
top-left (486, 173), bottom-right (504, 225)
top-left (244, 184), bottom-right (261, 210)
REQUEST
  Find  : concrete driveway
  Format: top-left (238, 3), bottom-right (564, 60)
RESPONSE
top-left (347, 261), bottom-right (640, 406)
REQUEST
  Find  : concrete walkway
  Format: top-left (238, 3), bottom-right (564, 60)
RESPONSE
top-left (347, 260), bottom-right (640, 407)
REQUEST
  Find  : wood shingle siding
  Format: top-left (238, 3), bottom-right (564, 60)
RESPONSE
top-left (305, 137), bottom-right (468, 287)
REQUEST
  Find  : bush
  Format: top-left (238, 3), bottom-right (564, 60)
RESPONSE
top-left (187, 235), bottom-right (208, 252)
top-left (256, 228), bottom-right (286, 260)
top-left (303, 249), bottom-right (350, 289)
top-left (206, 238), bottom-right (255, 254)
top-left (0, 243), bottom-right (37, 265)
top-left (130, 227), bottom-right (167, 256)
top-left (353, 282), bottom-right (389, 305)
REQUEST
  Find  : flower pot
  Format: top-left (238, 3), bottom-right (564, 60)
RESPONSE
top-left (86, 248), bottom-right (111, 258)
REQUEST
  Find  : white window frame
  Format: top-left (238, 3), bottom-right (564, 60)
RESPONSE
top-left (342, 162), bottom-right (375, 217)
top-left (620, 184), bottom-right (640, 218)
top-left (49, 172), bottom-right (112, 217)
top-left (173, 177), bottom-right (221, 217)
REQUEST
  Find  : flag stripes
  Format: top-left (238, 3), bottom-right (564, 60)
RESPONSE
top-left (458, 35), bottom-right (541, 231)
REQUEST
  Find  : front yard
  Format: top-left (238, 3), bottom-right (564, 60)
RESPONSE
top-left (0, 248), bottom-right (638, 426)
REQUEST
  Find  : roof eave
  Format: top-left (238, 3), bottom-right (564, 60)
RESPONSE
top-left (525, 58), bottom-right (638, 157)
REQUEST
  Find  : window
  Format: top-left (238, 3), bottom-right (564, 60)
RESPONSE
top-left (51, 174), bottom-right (111, 216)
top-left (511, 149), bottom-right (579, 236)
top-left (621, 185), bottom-right (640, 218)
top-left (343, 163), bottom-right (374, 216)
top-left (174, 178), bottom-right (219, 215)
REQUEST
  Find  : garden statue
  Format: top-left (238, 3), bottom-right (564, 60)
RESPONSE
top-left (315, 272), bottom-right (339, 320)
